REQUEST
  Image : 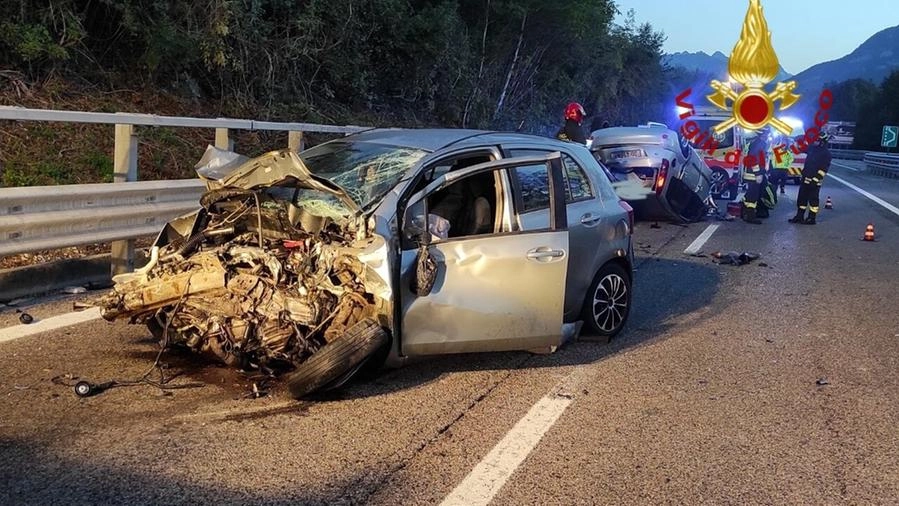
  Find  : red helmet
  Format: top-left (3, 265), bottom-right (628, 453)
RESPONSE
top-left (564, 102), bottom-right (585, 123)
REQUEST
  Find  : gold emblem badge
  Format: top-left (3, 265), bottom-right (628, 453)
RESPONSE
top-left (706, 0), bottom-right (800, 135)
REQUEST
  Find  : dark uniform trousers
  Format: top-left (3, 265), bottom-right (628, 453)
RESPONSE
top-left (742, 166), bottom-right (763, 209)
top-left (796, 169), bottom-right (826, 217)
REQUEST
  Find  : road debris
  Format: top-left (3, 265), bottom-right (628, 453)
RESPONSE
top-left (711, 251), bottom-right (761, 266)
top-left (62, 286), bottom-right (88, 295)
top-left (19, 312), bottom-right (34, 324)
top-left (816, 378), bottom-right (830, 386)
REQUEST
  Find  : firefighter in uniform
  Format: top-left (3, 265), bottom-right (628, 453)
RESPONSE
top-left (769, 135), bottom-right (794, 194)
top-left (556, 102), bottom-right (587, 145)
top-left (741, 128), bottom-right (770, 224)
top-left (789, 132), bottom-right (832, 225)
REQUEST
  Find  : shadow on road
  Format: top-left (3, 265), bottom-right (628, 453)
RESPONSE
top-left (0, 436), bottom-right (377, 505)
top-left (311, 257), bottom-right (722, 402)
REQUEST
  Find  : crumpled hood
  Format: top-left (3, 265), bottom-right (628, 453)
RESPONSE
top-left (194, 146), bottom-right (361, 215)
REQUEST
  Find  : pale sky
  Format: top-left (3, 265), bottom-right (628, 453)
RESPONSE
top-left (615, 0), bottom-right (897, 74)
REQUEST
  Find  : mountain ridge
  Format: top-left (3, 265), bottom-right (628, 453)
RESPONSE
top-left (664, 24), bottom-right (899, 90)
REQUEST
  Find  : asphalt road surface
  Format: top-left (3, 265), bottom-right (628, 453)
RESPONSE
top-left (1, 160), bottom-right (898, 505)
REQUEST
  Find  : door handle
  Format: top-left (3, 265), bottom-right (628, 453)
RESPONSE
top-left (580, 214), bottom-right (602, 225)
top-left (527, 247), bottom-right (565, 261)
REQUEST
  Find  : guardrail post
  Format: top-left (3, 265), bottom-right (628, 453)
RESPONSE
top-left (111, 124), bottom-right (138, 276)
top-left (288, 130), bottom-right (305, 153)
top-left (215, 127), bottom-right (234, 151)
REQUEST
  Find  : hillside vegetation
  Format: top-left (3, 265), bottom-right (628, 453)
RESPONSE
top-left (0, 0), bottom-right (679, 185)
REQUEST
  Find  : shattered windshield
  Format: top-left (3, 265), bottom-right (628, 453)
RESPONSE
top-left (299, 141), bottom-right (428, 210)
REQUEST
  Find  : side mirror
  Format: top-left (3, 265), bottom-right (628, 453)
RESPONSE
top-left (411, 244), bottom-right (437, 296)
top-left (403, 199), bottom-right (449, 245)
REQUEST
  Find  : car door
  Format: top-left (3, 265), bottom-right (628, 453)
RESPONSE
top-left (505, 147), bottom-right (610, 321)
top-left (399, 153), bottom-right (569, 356)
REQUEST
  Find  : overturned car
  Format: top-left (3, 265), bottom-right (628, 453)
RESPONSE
top-left (589, 124), bottom-right (715, 222)
top-left (99, 129), bottom-right (635, 398)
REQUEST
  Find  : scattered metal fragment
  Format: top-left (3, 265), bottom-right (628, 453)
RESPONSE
top-left (19, 313), bottom-right (34, 324)
top-left (63, 286), bottom-right (88, 295)
top-left (815, 378), bottom-right (830, 386)
top-left (711, 251), bottom-right (761, 266)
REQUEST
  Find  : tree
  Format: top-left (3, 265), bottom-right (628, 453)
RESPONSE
top-left (853, 70), bottom-right (899, 150)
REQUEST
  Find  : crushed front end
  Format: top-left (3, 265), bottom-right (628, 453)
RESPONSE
top-left (97, 148), bottom-right (392, 382)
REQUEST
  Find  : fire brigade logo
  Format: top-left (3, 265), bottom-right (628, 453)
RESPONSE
top-left (706, 0), bottom-right (800, 135)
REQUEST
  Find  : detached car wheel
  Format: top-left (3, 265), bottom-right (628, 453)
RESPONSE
top-left (581, 263), bottom-right (631, 338)
top-left (286, 318), bottom-right (389, 399)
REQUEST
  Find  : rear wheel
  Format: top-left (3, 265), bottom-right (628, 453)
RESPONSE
top-left (581, 263), bottom-right (631, 338)
top-left (709, 168), bottom-right (730, 199)
top-left (286, 318), bottom-right (389, 399)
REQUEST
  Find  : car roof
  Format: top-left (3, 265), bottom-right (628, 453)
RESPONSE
top-left (589, 126), bottom-right (677, 147)
top-left (344, 128), bottom-right (578, 152)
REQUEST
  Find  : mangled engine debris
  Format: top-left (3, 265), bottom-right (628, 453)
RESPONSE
top-left (98, 148), bottom-right (389, 381)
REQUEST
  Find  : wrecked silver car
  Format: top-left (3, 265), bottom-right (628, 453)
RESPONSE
top-left (589, 124), bottom-right (714, 222)
top-left (99, 130), bottom-right (635, 398)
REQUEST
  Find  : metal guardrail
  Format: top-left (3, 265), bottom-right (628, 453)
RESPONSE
top-left (864, 153), bottom-right (899, 178)
top-left (830, 148), bottom-right (866, 160)
top-left (0, 180), bottom-right (203, 257)
top-left (0, 106), bottom-right (371, 274)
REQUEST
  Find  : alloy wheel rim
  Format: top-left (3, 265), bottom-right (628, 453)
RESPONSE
top-left (709, 170), bottom-right (728, 195)
top-left (592, 274), bottom-right (628, 332)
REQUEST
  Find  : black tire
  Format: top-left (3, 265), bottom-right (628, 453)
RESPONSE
top-left (286, 318), bottom-right (389, 399)
top-left (580, 263), bottom-right (631, 338)
top-left (709, 168), bottom-right (730, 199)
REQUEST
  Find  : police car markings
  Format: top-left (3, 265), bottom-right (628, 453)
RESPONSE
top-left (0, 307), bottom-right (102, 344)
top-left (827, 171), bottom-right (899, 218)
top-left (684, 224), bottom-right (720, 256)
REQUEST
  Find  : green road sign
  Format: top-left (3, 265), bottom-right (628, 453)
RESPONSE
top-left (883, 125), bottom-right (898, 148)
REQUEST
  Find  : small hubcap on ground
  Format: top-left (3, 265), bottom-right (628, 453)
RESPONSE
top-left (593, 274), bottom-right (628, 332)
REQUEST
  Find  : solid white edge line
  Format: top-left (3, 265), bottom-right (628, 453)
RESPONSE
top-left (0, 307), bottom-right (102, 343)
top-left (827, 173), bottom-right (899, 218)
top-left (684, 224), bottom-right (720, 255)
top-left (832, 161), bottom-right (861, 172)
top-left (440, 395), bottom-right (573, 506)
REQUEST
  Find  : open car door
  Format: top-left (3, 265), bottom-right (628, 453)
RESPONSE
top-left (399, 153), bottom-right (570, 356)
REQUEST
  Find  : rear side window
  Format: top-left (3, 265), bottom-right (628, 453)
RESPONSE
top-left (508, 149), bottom-right (594, 204)
top-left (562, 155), bottom-right (594, 202)
top-left (678, 133), bottom-right (692, 159)
top-left (512, 164), bottom-right (551, 213)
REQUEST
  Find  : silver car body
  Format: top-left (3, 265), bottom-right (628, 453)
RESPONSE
top-left (99, 129), bottom-right (634, 376)
top-left (346, 130), bottom-right (634, 364)
top-left (589, 125), bottom-right (713, 222)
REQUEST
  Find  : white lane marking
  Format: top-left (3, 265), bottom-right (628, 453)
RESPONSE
top-left (440, 395), bottom-right (572, 506)
top-left (0, 307), bottom-right (102, 343)
top-left (827, 173), bottom-right (899, 218)
top-left (684, 224), bottom-right (720, 255)
top-left (832, 161), bottom-right (861, 172)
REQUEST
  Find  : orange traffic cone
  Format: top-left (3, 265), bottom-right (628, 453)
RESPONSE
top-left (824, 196), bottom-right (833, 209)
top-left (863, 223), bottom-right (875, 241)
